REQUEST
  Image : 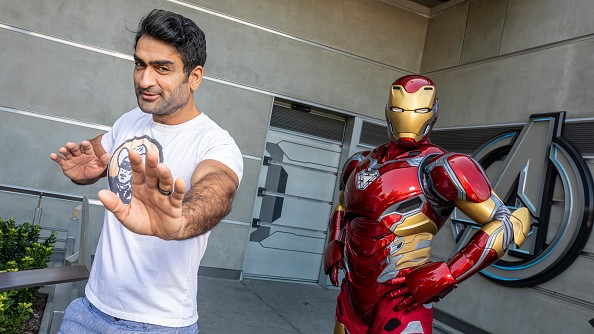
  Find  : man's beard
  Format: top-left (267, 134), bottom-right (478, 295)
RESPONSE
top-left (136, 85), bottom-right (190, 116)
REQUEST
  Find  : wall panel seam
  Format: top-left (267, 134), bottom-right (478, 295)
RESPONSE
top-left (0, 106), bottom-right (262, 161)
top-left (0, 22), bottom-right (133, 61)
top-left (531, 286), bottom-right (594, 311)
top-left (0, 22), bottom-right (388, 123)
top-left (165, 0), bottom-right (410, 72)
top-left (0, 105), bottom-right (111, 131)
top-left (497, 0), bottom-right (510, 56)
top-left (458, 1), bottom-right (470, 67)
top-left (434, 116), bottom-right (594, 131)
top-left (423, 29), bottom-right (594, 75)
top-left (2, 1), bottom-right (411, 73)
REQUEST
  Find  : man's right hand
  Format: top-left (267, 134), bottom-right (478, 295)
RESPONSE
top-left (323, 239), bottom-right (344, 286)
top-left (50, 141), bottom-right (110, 184)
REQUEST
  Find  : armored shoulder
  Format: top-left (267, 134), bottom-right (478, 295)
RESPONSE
top-left (425, 153), bottom-right (491, 203)
top-left (340, 150), bottom-right (370, 189)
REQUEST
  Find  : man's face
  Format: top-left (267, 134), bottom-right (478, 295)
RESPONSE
top-left (117, 167), bottom-right (132, 184)
top-left (133, 35), bottom-right (193, 116)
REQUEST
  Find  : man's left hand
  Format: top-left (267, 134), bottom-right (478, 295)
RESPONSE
top-left (98, 149), bottom-right (187, 240)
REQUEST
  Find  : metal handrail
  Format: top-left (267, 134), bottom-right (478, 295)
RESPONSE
top-left (0, 183), bottom-right (91, 288)
top-left (0, 184), bottom-right (86, 202)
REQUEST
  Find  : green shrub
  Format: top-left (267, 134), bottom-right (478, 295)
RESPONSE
top-left (0, 218), bottom-right (56, 333)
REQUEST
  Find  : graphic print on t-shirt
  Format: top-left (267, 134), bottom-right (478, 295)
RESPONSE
top-left (108, 136), bottom-right (164, 204)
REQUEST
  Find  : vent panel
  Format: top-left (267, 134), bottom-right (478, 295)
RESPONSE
top-left (270, 104), bottom-right (345, 142)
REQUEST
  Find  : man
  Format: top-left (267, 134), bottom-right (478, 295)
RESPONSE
top-left (51, 9), bottom-right (243, 333)
top-left (323, 75), bottom-right (530, 333)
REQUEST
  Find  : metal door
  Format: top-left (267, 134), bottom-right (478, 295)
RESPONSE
top-left (243, 129), bottom-right (342, 282)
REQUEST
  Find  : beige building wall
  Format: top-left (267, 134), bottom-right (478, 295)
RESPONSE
top-left (422, 0), bottom-right (594, 126)
top-left (421, 1), bottom-right (594, 333)
top-left (2, 0), bottom-right (593, 332)
top-left (0, 0), bottom-right (426, 273)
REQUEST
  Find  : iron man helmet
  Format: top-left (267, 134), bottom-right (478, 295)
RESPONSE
top-left (385, 75), bottom-right (438, 145)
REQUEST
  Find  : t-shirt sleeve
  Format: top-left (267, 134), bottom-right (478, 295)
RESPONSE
top-left (101, 111), bottom-right (132, 153)
top-left (202, 130), bottom-right (244, 184)
top-left (101, 127), bottom-right (115, 153)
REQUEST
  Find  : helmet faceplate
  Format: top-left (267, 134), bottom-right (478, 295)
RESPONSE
top-left (385, 75), bottom-right (438, 145)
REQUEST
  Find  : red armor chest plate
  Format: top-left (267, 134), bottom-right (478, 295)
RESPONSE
top-left (344, 158), bottom-right (423, 221)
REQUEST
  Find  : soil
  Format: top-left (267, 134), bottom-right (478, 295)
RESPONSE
top-left (21, 293), bottom-right (48, 334)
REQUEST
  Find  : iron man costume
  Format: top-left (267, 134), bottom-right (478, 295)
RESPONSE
top-left (323, 75), bottom-right (530, 334)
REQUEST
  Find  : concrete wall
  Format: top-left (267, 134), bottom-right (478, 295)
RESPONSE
top-left (422, 1), bottom-right (594, 333)
top-left (422, 0), bottom-right (594, 127)
top-left (0, 0), bottom-right (426, 273)
top-left (6, 0), bottom-right (592, 332)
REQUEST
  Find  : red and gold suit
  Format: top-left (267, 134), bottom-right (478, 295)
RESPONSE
top-left (323, 75), bottom-right (530, 334)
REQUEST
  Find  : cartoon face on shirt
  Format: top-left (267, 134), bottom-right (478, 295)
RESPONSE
top-left (108, 136), bottom-right (163, 204)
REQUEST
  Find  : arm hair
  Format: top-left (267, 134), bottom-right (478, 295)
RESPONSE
top-left (179, 170), bottom-right (237, 238)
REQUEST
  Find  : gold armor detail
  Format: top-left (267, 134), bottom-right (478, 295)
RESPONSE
top-left (393, 232), bottom-right (432, 270)
top-left (386, 84), bottom-right (436, 142)
top-left (389, 84), bottom-right (435, 111)
top-left (392, 211), bottom-right (438, 236)
top-left (453, 195), bottom-right (497, 224)
top-left (456, 196), bottom-right (531, 256)
top-left (333, 322), bottom-right (346, 334)
top-left (510, 207), bottom-right (531, 246)
top-left (479, 220), bottom-right (507, 257)
top-left (335, 190), bottom-right (346, 212)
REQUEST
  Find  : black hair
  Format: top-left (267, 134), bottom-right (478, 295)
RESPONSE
top-left (134, 9), bottom-right (207, 75)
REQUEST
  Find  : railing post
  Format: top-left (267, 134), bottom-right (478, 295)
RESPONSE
top-left (0, 184), bottom-right (92, 333)
top-left (32, 193), bottom-right (43, 225)
top-left (79, 196), bottom-right (91, 271)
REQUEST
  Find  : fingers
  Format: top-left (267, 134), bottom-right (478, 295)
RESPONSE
top-left (331, 267), bottom-right (339, 286)
top-left (129, 150), bottom-right (146, 185)
top-left (99, 153), bottom-right (111, 168)
top-left (63, 142), bottom-right (82, 157)
top-left (387, 286), bottom-right (408, 299)
top-left (98, 189), bottom-right (129, 222)
top-left (396, 296), bottom-right (415, 310)
top-left (128, 150), bottom-right (179, 199)
top-left (79, 141), bottom-right (95, 156)
top-left (169, 178), bottom-right (186, 207)
top-left (51, 141), bottom-right (95, 162)
top-left (156, 162), bottom-right (174, 193)
top-left (143, 150), bottom-right (160, 189)
top-left (405, 303), bottom-right (420, 313)
top-left (386, 277), bottom-right (406, 285)
top-left (50, 152), bottom-right (64, 163)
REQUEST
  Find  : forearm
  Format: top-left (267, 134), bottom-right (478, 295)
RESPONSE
top-left (323, 191), bottom-right (346, 274)
top-left (400, 207), bottom-right (530, 306)
top-left (448, 206), bottom-right (530, 283)
top-left (399, 229), bottom-right (502, 307)
top-left (179, 171), bottom-right (236, 239)
top-left (328, 191), bottom-right (346, 242)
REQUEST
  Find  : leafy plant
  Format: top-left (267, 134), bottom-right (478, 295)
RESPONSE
top-left (0, 218), bottom-right (56, 333)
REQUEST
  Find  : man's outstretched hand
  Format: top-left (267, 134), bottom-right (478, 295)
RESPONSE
top-left (50, 141), bottom-right (109, 184)
top-left (98, 149), bottom-right (188, 240)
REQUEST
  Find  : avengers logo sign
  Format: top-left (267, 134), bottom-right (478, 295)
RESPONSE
top-left (450, 112), bottom-right (594, 286)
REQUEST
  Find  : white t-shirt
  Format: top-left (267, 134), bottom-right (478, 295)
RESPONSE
top-left (85, 108), bottom-right (243, 327)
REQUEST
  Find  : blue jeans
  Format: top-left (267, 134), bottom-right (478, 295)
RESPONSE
top-left (58, 297), bottom-right (199, 333)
